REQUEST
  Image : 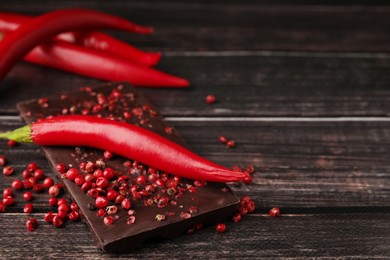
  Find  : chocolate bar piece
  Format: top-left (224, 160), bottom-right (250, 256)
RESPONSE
top-left (17, 82), bottom-right (239, 253)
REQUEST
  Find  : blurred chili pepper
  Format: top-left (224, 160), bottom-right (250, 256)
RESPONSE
top-left (24, 39), bottom-right (188, 87)
top-left (0, 12), bottom-right (160, 66)
top-left (0, 8), bottom-right (154, 80)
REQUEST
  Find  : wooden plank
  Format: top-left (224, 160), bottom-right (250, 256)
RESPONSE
top-left (1, 1), bottom-right (390, 52)
top-left (0, 212), bottom-right (388, 258)
top-left (1, 55), bottom-right (390, 116)
top-left (2, 118), bottom-right (390, 208)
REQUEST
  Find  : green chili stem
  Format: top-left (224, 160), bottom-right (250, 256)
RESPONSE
top-left (0, 125), bottom-right (32, 143)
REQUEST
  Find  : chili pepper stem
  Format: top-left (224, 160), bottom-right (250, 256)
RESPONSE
top-left (0, 125), bottom-right (32, 143)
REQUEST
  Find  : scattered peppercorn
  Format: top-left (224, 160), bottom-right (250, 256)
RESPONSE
top-left (23, 191), bottom-right (33, 201)
top-left (269, 207), bottom-right (280, 217)
top-left (3, 165), bottom-right (14, 176)
top-left (24, 204), bottom-right (34, 213)
top-left (26, 218), bottom-right (38, 232)
top-left (206, 95), bottom-right (216, 104)
top-left (216, 223), bottom-right (226, 233)
top-left (7, 140), bottom-right (17, 147)
top-left (226, 140), bottom-right (235, 148)
top-left (0, 155), bottom-right (6, 166)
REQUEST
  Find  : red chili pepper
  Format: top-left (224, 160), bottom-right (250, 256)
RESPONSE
top-left (0, 8), bottom-right (154, 80)
top-left (0, 13), bottom-right (161, 66)
top-left (23, 39), bottom-right (188, 87)
top-left (0, 115), bottom-right (247, 183)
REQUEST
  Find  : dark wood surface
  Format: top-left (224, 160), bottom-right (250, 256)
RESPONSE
top-left (0, 1), bottom-right (390, 259)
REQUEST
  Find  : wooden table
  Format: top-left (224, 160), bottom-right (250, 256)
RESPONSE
top-left (0, 1), bottom-right (389, 258)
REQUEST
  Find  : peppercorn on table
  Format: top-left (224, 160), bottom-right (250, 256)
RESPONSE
top-left (0, 1), bottom-right (389, 259)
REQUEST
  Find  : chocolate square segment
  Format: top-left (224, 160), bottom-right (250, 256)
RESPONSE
top-left (17, 82), bottom-right (239, 253)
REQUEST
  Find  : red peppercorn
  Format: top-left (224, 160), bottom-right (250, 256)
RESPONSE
top-left (85, 174), bottom-right (95, 182)
top-left (103, 151), bottom-right (113, 160)
top-left (27, 177), bottom-right (37, 186)
top-left (219, 136), bottom-right (228, 144)
top-left (23, 191), bottom-right (33, 201)
top-left (97, 208), bottom-right (106, 217)
top-left (24, 204), bottom-right (34, 213)
top-left (22, 169), bottom-right (31, 179)
top-left (26, 218), bottom-right (38, 232)
top-left (0, 202), bottom-right (5, 212)
top-left (12, 179), bottom-right (23, 190)
top-left (104, 216), bottom-right (115, 225)
top-left (103, 168), bottom-right (115, 180)
top-left (52, 216), bottom-right (64, 227)
top-left (136, 175), bottom-right (147, 185)
top-left (115, 195), bottom-right (125, 204)
top-left (121, 198), bottom-right (131, 210)
top-left (43, 177), bottom-right (54, 189)
top-left (68, 211), bottom-right (80, 221)
top-left (66, 168), bottom-right (79, 180)
top-left (216, 223), bottom-right (226, 233)
top-left (33, 169), bottom-right (45, 180)
top-left (44, 212), bottom-right (54, 223)
top-left (3, 166), bottom-right (14, 176)
top-left (74, 175), bottom-right (85, 186)
top-left (233, 212), bottom-right (242, 223)
top-left (107, 190), bottom-right (118, 201)
top-left (3, 196), bottom-right (14, 206)
top-left (27, 162), bottom-right (38, 172)
top-left (226, 140), bottom-right (235, 148)
top-left (95, 196), bottom-right (108, 208)
top-left (7, 140), bottom-right (17, 147)
top-left (93, 169), bottom-right (103, 178)
top-left (0, 155), bottom-right (6, 166)
top-left (242, 175), bottom-right (253, 185)
top-left (70, 202), bottom-right (79, 211)
top-left (48, 197), bottom-right (58, 207)
top-left (247, 201), bottom-right (255, 213)
top-left (81, 181), bottom-right (92, 192)
top-left (57, 210), bottom-right (68, 219)
top-left (87, 188), bottom-right (99, 198)
top-left (48, 185), bottom-right (61, 197)
top-left (269, 207), bottom-right (280, 217)
top-left (33, 183), bottom-right (45, 193)
top-left (239, 206), bottom-right (248, 216)
top-left (56, 163), bottom-right (67, 173)
top-left (57, 198), bottom-right (68, 206)
top-left (106, 205), bottom-right (118, 215)
top-left (206, 95), bottom-right (216, 104)
top-left (3, 188), bottom-right (12, 197)
top-left (85, 161), bottom-right (95, 173)
top-left (58, 203), bottom-right (69, 213)
top-left (96, 177), bottom-right (109, 188)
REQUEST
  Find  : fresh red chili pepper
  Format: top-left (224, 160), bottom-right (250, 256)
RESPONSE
top-left (0, 13), bottom-right (161, 66)
top-left (0, 8), bottom-right (153, 80)
top-left (0, 115), bottom-right (247, 182)
top-left (23, 39), bottom-right (188, 87)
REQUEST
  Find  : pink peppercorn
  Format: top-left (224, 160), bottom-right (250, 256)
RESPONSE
top-left (3, 166), bottom-right (14, 176)
top-left (26, 218), bottom-right (38, 232)
top-left (269, 207), bottom-right (280, 217)
top-left (24, 204), bottom-right (34, 213)
top-left (206, 95), bottom-right (216, 104)
top-left (8, 140), bottom-right (17, 147)
top-left (0, 155), bottom-right (6, 166)
top-left (23, 191), bottom-right (33, 201)
top-left (216, 223), bottom-right (226, 233)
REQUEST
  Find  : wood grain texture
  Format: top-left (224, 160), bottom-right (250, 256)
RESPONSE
top-left (1, 1), bottom-right (390, 52)
top-left (2, 118), bottom-right (390, 208)
top-left (2, 55), bottom-right (390, 116)
top-left (0, 213), bottom-right (388, 259)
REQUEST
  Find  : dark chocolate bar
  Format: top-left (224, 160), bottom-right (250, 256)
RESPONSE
top-left (16, 82), bottom-right (239, 253)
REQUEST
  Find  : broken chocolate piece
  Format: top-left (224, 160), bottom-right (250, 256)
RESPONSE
top-left (17, 82), bottom-right (239, 253)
